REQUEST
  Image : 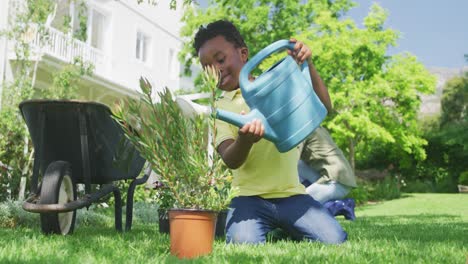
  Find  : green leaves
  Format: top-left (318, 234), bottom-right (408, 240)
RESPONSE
top-left (440, 74), bottom-right (468, 128)
top-left (139, 77), bottom-right (153, 97)
top-left (44, 57), bottom-right (93, 99)
top-left (363, 4), bottom-right (387, 31)
top-left (114, 77), bottom-right (231, 210)
top-left (179, 0), bottom-right (436, 171)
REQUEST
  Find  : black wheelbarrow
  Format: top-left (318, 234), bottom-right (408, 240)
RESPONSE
top-left (20, 99), bottom-right (150, 235)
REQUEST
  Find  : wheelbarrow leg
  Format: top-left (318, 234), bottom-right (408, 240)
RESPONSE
top-left (78, 110), bottom-right (92, 195)
top-left (31, 109), bottom-right (46, 195)
top-left (125, 165), bottom-right (151, 231)
top-left (113, 187), bottom-right (123, 232)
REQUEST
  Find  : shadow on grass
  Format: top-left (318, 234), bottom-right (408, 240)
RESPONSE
top-left (347, 214), bottom-right (468, 244)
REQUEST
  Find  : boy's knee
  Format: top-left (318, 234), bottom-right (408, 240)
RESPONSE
top-left (226, 233), bottom-right (265, 244)
top-left (226, 220), bottom-right (266, 244)
top-left (321, 230), bottom-right (347, 244)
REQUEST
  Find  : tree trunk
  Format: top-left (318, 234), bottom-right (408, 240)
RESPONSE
top-left (18, 177), bottom-right (26, 201)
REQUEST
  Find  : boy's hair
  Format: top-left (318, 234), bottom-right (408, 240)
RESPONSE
top-left (193, 20), bottom-right (247, 56)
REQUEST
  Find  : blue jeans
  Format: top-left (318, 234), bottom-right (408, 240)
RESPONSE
top-left (298, 160), bottom-right (351, 203)
top-left (225, 195), bottom-right (347, 244)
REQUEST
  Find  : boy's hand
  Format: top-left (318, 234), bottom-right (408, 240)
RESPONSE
top-left (287, 38), bottom-right (312, 65)
top-left (238, 111), bottom-right (264, 144)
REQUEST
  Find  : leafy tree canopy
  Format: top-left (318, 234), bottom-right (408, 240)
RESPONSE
top-left (180, 0), bottom-right (436, 170)
top-left (437, 73), bottom-right (468, 150)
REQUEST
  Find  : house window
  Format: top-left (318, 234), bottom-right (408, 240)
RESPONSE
top-left (168, 48), bottom-right (179, 80)
top-left (89, 9), bottom-right (105, 49)
top-left (50, 0), bottom-right (71, 31)
top-left (136, 31), bottom-right (151, 63)
top-left (69, 4), bottom-right (108, 50)
top-left (71, 2), bottom-right (94, 43)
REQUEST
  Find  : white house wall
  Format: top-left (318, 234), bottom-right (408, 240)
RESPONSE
top-left (1, 0), bottom-right (191, 108)
top-left (92, 0), bottom-right (184, 94)
top-left (0, 0), bottom-right (10, 105)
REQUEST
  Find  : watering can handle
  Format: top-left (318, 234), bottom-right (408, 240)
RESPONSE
top-left (240, 40), bottom-right (296, 94)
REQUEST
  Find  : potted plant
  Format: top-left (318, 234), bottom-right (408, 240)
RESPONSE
top-left (155, 177), bottom-right (231, 237)
top-left (113, 67), bottom-right (235, 259)
top-left (458, 171), bottom-right (468, 193)
top-left (154, 174), bottom-right (231, 237)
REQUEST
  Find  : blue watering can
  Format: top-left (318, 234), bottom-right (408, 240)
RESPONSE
top-left (215, 40), bottom-right (328, 153)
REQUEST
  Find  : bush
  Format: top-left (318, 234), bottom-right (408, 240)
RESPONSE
top-left (348, 175), bottom-right (401, 204)
top-left (75, 206), bottom-right (113, 227)
top-left (402, 179), bottom-right (434, 193)
top-left (347, 184), bottom-right (369, 205)
top-left (0, 108), bottom-right (31, 202)
top-left (114, 75), bottom-right (235, 211)
top-left (458, 171), bottom-right (468, 185)
top-left (367, 176), bottom-right (401, 201)
top-left (0, 200), bottom-right (39, 228)
top-left (0, 199), bottom-right (160, 230)
top-left (125, 202), bottom-right (158, 224)
top-left (111, 179), bottom-right (156, 206)
top-left (0, 202), bottom-right (14, 227)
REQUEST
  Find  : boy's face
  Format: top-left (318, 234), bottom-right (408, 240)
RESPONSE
top-left (198, 36), bottom-right (248, 91)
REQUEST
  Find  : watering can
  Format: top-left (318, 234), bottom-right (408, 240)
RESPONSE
top-left (215, 39), bottom-right (328, 152)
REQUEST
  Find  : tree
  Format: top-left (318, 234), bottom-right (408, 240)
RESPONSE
top-left (439, 71), bottom-right (468, 153)
top-left (440, 73), bottom-right (468, 128)
top-left (410, 73), bottom-right (468, 192)
top-left (180, 0), bottom-right (354, 74)
top-left (180, 0), bottom-right (436, 171)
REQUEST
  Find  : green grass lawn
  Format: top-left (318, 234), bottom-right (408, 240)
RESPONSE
top-left (0, 193), bottom-right (467, 263)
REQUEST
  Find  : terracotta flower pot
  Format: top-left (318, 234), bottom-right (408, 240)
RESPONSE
top-left (169, 209), bottom-right (217, 259)
top-left (159, 209), bottom-right (227, 238)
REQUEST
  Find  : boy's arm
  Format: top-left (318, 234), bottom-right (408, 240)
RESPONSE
top-left (307, 59), bottom-right (332, 113)
top-left (288, 38), bottom-right (332, 112)
top-left (217, 119), bottom-right (264, 169)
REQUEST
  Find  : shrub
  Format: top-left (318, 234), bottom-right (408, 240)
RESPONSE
top-left (0, 202), bottom-right (14, 228)
top-left (401, 179), bottom-right (434, 193)
top-left (0, 200), bottom-right (39, 228)
top-left (348, 175), bottom-right (401, 204)
top-left (370, 176), bottom-right (401, 200)
top-left (75, 206), bottom-right (113, 228)
top-left (458, 171), bottom-right (468, 185)
top-left (127, 202), bottom-right (159, 224)
top-left (347, 184), bottom-right (369, 205)
top-left (113, 72), bottom-right (235, 211)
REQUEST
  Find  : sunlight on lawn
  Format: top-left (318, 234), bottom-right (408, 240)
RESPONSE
top-left (357, 193), bottom-right (468, 221)
top-left (0, 193), bottom-right (466, 263)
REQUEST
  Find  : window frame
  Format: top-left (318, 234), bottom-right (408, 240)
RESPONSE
top-left (135, 29), bottom-right (152, 65)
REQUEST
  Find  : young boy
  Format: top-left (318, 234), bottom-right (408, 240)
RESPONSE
top-left (194, 20), bottom-right (349, 244)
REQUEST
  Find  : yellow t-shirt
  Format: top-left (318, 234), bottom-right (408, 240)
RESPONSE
top-left (214, 89), bottom-right (306, 199)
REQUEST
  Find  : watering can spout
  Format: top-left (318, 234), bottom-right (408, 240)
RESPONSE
top-left (215, 109), bottom-right (278, 142)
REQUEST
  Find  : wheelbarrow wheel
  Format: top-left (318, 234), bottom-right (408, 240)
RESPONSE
top-left (40, 161), bottom-right (77, 235)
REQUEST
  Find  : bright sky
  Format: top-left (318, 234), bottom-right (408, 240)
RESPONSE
top-left (347, 0), bottom-right (468, 69)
